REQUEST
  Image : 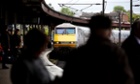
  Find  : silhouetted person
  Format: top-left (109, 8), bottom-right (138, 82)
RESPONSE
top-left (12, 29), bottom-right (21, 58)
top-left (10, 28), bottom-right (51, 84)
top-left (1, 25), bottom-right (10, 69)
top-left (7, 29), bottom-right (13, 57)
top-left (121, 19), bottom-right (140, 84)
top-left (47, 36), bottom-right (52, 49)
top-left (52, 14), bottom-right (134, 84)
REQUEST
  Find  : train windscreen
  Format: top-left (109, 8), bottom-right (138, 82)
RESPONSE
top-left (56, 28), bottom-right (65, 34)
top-left (66, 28), bottom-right (75, 34)
top-left (56, 28), bottom-right (75, 34)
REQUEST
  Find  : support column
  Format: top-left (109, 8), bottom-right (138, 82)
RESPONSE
top-left (23, 16), bottom-right (25, 36)
top-left (14, 13), bottom-right (17, 30)
top-left (38, 17), bottom-right (40, 28)
top-left (102, 0), bottom-right (105, 14)
top-left (118, 11), bottom-right (121, 45)
top-left (130, 0), bottom-right (133, 27)
top-left (5, 10), bottom-right (8, 25)
top-left (0, 6), bottom-right (4, 33)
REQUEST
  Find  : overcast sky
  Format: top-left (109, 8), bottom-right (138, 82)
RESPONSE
top-left (45, 0), bottom-right (140, 14)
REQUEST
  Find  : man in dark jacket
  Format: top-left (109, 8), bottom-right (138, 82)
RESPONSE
top-left (12, 29), bottom-right (21, 58)
top-left (121, 19), bottom-right (140, 84)
top-left (51, 14), bottom-right (134, 84)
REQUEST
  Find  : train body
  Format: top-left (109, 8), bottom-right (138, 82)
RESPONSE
top-left (110, 30), bottom-right (130, 43)
top-left (52, 23), bottom-right (90, 48)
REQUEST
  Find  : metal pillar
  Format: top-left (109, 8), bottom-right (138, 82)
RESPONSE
top-left (102, 0), bottom-right (105, 14)
top-left (14, 13), bottom-right (17, 30)
top-left (32, 24), bottom-right (33, 28)
top-left (23, 18), bottom-right (25, 36)
top-left (130, 0), bottom-right (133, 27)
top-left (5, 10), bottom-right (8, 25)
top-left (38, 17), bottom-right (40, 29)
top-left (0, 5), bottom-right (5, 33)
top-left (118, 12), bottom-right (121, 45)
top-left (0, 5), bottom-right (2, 19)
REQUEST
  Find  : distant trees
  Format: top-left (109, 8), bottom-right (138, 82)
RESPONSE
top-left (113, 6), bottom-right (126, 12)
top-left (113, 6), bottom-right (140, 22)
top-left (126, 10), bottom-right (140, 22)
top-left (60, 7), bottom-right (75, 16)
top-left (48, 3), bottom-right (75, 16)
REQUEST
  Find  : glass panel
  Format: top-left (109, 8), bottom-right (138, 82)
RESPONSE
top-left (56, 28), bottom-right (65, 34)
top-left (66, 28), bottom-right (75, 34)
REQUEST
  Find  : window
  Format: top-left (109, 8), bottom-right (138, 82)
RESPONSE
top-left (66, 28), bottom-right (75, 34)
top-left (56, 27), bottom-right (75, 34)
top-left (56, 28), bottom-right (65, 34)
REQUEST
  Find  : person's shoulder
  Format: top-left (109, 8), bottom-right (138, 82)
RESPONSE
top-left (108, 43), bottom-right (127, 58)
top-left (121, 35), bottom-right (135, 48)
top-left (100, 40), bottom-right (117, 48)
top-left (100, 40), bottom-right (124, 54)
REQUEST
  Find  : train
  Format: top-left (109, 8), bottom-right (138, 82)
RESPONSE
top-left (110, 29), bottom-right (130, 43)
top-left (51, 23), bottom-right (130, 48)
top-left (52, 23), bottom-right (90, 48)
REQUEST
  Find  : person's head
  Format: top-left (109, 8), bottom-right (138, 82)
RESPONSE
top-left (8, 29), bottom-right (12, 35)
top-left (24, 28), bottom-right (48, 57)
top-left (131, 18), bottom-right (140, 38)
top-left (88, 14), bottom-right (112, 39)
top-left (14, 29), bottom-right (20, 35)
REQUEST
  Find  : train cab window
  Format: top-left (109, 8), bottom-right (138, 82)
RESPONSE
top-left (66, 28), bottom-right (75, 34)
top-left (56, 28), bottom-right (65, 34)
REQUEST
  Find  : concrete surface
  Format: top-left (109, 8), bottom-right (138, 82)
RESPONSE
top-left (0, 64), bottom-right (11, 84)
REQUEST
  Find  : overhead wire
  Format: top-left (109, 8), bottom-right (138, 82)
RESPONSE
top-left (60, 0), bottom-right (140, 15)
top-left (61, 0), bottom-right (80, 12)
top-left (70, 0), bottom-right (80, 6)
top-left (80, 5), bottom-right (93, 11)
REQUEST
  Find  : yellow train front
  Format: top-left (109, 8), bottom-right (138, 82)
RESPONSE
top-left (53, 23), bottom-right (77, 48)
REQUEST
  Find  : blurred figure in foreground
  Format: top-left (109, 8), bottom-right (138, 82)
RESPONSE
top-left (53, 14), bottom-right (134, 84)
top-left (121, 19), bottom-right (140, 84)
top-left (10, 28), bottom-right (51, 84)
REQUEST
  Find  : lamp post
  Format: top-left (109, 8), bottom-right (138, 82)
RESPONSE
top-left (102, 0), bottom-right (105, 14)
top-left (118, 11), bottom-right (121, 45)
top-left (130, 0), bottom-right (133, 27)
top-left (117, 11), bottom-right (121, 45)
